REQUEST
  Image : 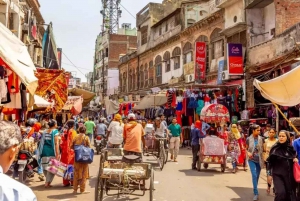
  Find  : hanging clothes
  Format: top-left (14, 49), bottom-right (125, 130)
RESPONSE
top-left (176, 96), bottom-right (183, 111)
top-left (196, 99), bottom-right (204, 115)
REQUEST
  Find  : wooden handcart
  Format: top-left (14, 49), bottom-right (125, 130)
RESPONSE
top-left (95, 149), bottom-right (155, 201)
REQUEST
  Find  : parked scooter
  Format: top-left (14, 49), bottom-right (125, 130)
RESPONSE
top-left (94, 134), bottom-right (107, 155)
top-left (14, 150), bottom-right (38, 183)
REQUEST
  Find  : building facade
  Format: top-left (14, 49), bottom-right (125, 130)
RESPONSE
top-left (118, 0), bottom-right (300, 109)
top-left (93, 24), bottom-right (137, 97)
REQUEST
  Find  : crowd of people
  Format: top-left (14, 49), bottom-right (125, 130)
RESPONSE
top-left (2, 113), bottom-right (300, 201)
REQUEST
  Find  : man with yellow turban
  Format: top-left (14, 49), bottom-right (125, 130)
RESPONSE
top-left (107, 114), bottom-right (124, 148)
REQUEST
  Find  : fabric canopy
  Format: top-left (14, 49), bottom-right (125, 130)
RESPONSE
top-left (63, 96), bottom-right (82, 110)
top-left (35, 68), bottom-right (68, 113)
top-left (253, 65), bottom-right (300, 106)
top-left (134, 92), bottom-right (167, 110)
top-left (0, 22), bottom-right (38, 95)
top-left (68, 88), bottom-right (95, 107)
top-left (32, 95), bottom-right (51, 108)
top-left (105, 98), bottom-right (119, 115)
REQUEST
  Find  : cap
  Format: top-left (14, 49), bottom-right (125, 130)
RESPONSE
top-left (128, 113), bottom-right (136, 120)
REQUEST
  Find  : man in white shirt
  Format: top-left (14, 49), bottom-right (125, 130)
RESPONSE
top-left (0, 121), bottom-right (37, 201)
top-left (107, 114), bottom-right (124, 148)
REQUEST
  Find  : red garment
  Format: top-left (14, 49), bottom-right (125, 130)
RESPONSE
top-left (171, 93), bottom-right (176, 108)
top-left (237, 138), bottom-right (246, 164)
top-left (125, 104), bottom-right (129, 116)
top-left (176, 111), bottom-right (182, 126)
top-left (219, 131), bottom-right (229, 145)
top-left (189, 116), bottom-right (193, 126)
top-left (182, 98), bottom-right (187, 115)
top-left (7, 72), bottom-right (19, 93)
top-left (33, 123), bottom-right (41, 132)
top-left (195, 120), bottom-right (201, 129)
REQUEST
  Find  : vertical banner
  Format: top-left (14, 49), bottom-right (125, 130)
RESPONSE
top-left (195, 42), bottom-right (206, 81)
top-left (227, 43), bottom-right (243, 75)
top-left (217, 60), bottom-right (225, 85)
top-left (57, 48), bottom-right (62, 69)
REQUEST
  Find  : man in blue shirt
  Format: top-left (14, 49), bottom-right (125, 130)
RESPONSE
top-left (0, 121), bottom-right (37, 201)
top-left (191, 120), bottom-right (210, 170)
top-left (168, 118), bottom-right (182, 162)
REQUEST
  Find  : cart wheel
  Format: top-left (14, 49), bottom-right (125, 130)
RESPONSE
top-left (164, 150), bottom-right (168, 164)
top-left (159, 146), bottom-right (165, 171)
top-left (149, 168), bottom-right (154, 201)
top-left (221, 164), bottom-right (226, 172)
top-left (204, 163), bottom-right (208, 169)
top-left (197, 160), bottom-right (201, 172)
top-left (95, 173), bottom-right (105, 201)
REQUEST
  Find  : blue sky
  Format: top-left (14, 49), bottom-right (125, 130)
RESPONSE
top-left (39, 0), bottom-right (161, 82)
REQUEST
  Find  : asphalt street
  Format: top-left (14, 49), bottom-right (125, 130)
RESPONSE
top-left (29, 149), bottom-right (274, 201)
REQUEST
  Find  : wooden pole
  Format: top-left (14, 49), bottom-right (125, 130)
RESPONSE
top-left (272, 102), bottom-right (299, 133)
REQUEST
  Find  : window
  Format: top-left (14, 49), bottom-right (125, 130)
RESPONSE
top-left (172, 47), bottom-right (181, 70)
top-left (141, 26), bottom-right (148, 45)
top-left (155, 55), bottom-right (162, 77)
top-left (175, 14), bottom-right (180, 26)
top-left (149, 60), bottom-right (153, 68)
top-left (159, 27), bottom-right (162, 36)
top-left (165, 23), bottom-right (168, 32)
top-left (187, 19), bottom-right (196, 27)
top-left (183, 42), bottom-right (193, 64)
top-left (140, 65), bottom-right (144, 88)
top-left (163, 51), bottom-right (171, 72)
top-left (144, 63), bottom-right (148, 87)
top-left (105, 48), bottom-right (108, 57)
top-left (210, 28), bottom-right (224, 60)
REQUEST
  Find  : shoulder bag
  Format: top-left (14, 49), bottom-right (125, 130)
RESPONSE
top-left (74, 136), bottom-right (94, 164)
top-left (293, 162), bottom-right (300, 182)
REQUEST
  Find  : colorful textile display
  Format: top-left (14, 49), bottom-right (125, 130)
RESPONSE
top-left (35, 69), bottom-right (68, 113)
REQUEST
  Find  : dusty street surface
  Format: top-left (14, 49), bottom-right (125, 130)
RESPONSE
top-left (30, 149), bottom-right (274, 201)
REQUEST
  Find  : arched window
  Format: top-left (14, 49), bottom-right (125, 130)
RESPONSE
top-left (129, 69), bottom-right (132, 91)
top-left (183, 42), bottom-right (193, 64)
top-left (133, 70), bottom-right (137, 90)
top-left (172, 47), bottom-right (181, 70)
top-left (123, 72), bottom-right (126, 92)
top-left (144, 63), bottom-right (148, 88)
top-left (210, 28), bottom-right (224, 71)
top-left (163, 51), bottom-right (171, 72)
top-left (155, 55), bottom-right (162, 85)
top-left (195, 35), bottom-right (209, 73)
top-left (140, 65), bottom-right (144, 89)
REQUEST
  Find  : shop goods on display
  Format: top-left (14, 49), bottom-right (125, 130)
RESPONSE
top-left (201, 137), bottom-right (226, 156)
top-left (46, 158), bottom-right (67, 177)
top-left (200, 104), bottom-right (230, 123)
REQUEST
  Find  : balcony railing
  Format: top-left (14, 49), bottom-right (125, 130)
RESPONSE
top-left (245, 0), bottom-right (273, 9)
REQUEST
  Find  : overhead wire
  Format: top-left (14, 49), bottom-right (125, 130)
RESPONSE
top-left (119, 3), bottom-right (136, 19)
top-left (62, 52), bottom-right (86, 76)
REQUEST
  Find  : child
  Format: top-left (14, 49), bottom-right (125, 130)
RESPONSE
top-left (229, 144), bottom-right (237, 173)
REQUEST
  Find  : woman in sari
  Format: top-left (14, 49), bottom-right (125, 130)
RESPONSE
top-left (237, 125), bottom-right (247, 171)
top-left (228, 124), bottom-right (241, 173)
top-left (60, 120), bottom-right (77, 186)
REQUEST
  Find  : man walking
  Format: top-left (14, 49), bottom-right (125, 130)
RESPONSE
top-left (84, 117), bottom-right (96, 142)
top-left (168, 118), bottom-right (182, 162)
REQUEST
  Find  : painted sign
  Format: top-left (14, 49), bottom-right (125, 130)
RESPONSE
top-left (217, 60), bottom-right (225, 85)
top-left (195, 42), bottom-right (206, 81)
top-left (227, 43), bottom-right (243, 75)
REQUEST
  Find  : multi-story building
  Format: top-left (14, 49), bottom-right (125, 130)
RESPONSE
top-left (118, 0), bottom-right (225, 99)
top-left (0, 0), bottom-right (45, 66)
top-left (118, 0), bottom-right (300, 108)
top-left (93, 23), bottom-right (137, 97)
top-left (245, 0), bottom-right (300, 108)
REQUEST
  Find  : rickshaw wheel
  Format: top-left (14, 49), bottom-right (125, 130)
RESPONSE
top-left (149, 168), bottom-right (154, 201)
top-left (95, 171), bottom-right (104, 201)
top-left (197, 160), bottom-right (201, 171)
top-left (204, 163), bottom-right (209, 169)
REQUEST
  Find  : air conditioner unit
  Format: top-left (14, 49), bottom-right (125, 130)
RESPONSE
top-left (221, 70), bottom-right (230, 81)
top-left (185, 74), bottom-right (195, 83)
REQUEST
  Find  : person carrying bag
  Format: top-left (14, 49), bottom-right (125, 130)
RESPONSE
top-left (71, 126), bottom-right (93, 194)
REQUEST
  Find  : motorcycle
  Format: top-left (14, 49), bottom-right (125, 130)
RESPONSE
top-left (14, 150), bottom-right (38, 183)
top-left (94, 134), bottom-right (107, 155)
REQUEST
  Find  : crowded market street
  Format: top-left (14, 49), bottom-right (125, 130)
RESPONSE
top-left (30, 149), bottom-right (273, 201)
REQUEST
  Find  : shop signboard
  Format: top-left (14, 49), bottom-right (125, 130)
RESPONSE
top-left (68, 79), bottom-right (76, 88)
top-left (195, 42), bottom-right (206, 81)
top-left (217, 60), bottom-right (225, 85)
top-left (183, 61), bottom-right (194, 75)
top-left (227, 43), bottom-right (243, 75)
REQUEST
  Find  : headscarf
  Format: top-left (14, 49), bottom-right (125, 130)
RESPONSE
top-left (231, 124), bottom-right (241, 139)
top-left (33, 123), bottom-right (41, 132)
top-left (195, 120), bottom-right (201, 129)
top-left (114, 113), bottom-right (122, 125)
top-left (268, 130), bottom-right (296, 160)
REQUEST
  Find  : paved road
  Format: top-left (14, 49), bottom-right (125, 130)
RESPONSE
top-left (30, 149), bottom-right (274, 201)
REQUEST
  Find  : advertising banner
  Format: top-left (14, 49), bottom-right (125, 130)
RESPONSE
top-left (227, 43), bottom-right (243, 75)
top-left (217, 60), bottom-right (225, 85)
top-left (195, 42), bottom-right (206, 81)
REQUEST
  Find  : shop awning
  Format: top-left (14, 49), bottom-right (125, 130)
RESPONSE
top-left (253, 65), bottom-right (300, 106)
top-left (0, 23), bottom-right (38, 95)
top-left (68, 88), bottom-right (95, 107)
top-left (62, 96), bottom-right (82, 110)
top-left (133, 92), bottom-right (167, 110)
top-left (32, 95), bottom-right (52, 108)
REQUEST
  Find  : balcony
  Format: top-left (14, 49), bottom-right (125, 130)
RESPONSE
top-left (247, 23), bottom-right (300, 73)
top-left (245, 0), bottom-right (273, 9)
top-left (216, 0), bottom-right (240, 8)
